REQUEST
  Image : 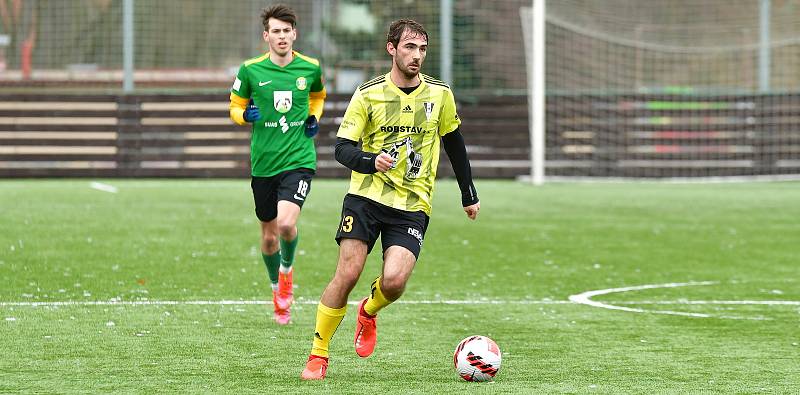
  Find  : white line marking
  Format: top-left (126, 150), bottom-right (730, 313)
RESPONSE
top-left (3, 279), bottom-right (798, 320)
top-left (0, 299), bottom-right (572, 307)
top-left (89, 181), bottom-right (118, 193)
top-left (569, 281), bottom-right (719, 318)
top-left (567, 281), bottom-right (789, 320)
top-left (612, 300), bottom-right (800, 306)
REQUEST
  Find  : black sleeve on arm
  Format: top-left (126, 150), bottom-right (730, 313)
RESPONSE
top-left (335, 137), bottom-right (378, 174)
top-left (441, 129), bottom-right (479, 206)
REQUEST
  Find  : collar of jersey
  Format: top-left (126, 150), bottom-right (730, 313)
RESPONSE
top-left (265, 51), bottom-right (298, 69)
top-left (385, 72), bottom-right (427, 98)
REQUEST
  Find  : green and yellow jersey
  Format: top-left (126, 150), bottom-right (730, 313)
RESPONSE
top-left (230, 51), bottom-right (326, 177)
top-left (337, 73), bottom-right (461, 215)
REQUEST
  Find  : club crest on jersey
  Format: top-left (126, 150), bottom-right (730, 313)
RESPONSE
top-left (274, 91), bottom-right (292, 113)
top-left (296, 77), bottom-right (307, 90)
top-left (423, 102), bottom-right (435, 121)
top-left (381, 137), bottom-right (423, 180)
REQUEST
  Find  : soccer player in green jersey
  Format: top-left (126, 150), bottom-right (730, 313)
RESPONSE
top-left (229, 4), bottom-right (326, 325)
top-left (301, 19), bottom-right (480, 380)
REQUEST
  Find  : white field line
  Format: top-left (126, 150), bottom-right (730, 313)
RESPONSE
top-left (612, 300), bottom-right (800, 305)
top-left (566, 281), bottom-right (792, 320)
top-left (568, 281), bottom-right (718, 318)
top-left (0, 299), bottom-right (572, 307)
top-left (89, 181), bottom-right (118, 193)
top-left (0, 296), bottom-right (797, 308)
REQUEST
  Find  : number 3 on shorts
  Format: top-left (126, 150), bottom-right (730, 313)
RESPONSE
top-left (341, 215), bottom-right (353, 233)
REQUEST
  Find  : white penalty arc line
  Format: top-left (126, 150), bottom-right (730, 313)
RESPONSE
top-left (569, 281), bottom-right (720, 318)
top-left (567, 281), bottom-right (799, 320)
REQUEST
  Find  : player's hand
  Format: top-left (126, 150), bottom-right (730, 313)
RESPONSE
top-left (374, 152), bottom-right (394, 172)
top-left (243, 99), bottom-right (260, 123)
top-left (305, 115), bottom-right (319, 138)
top-left (464, 201), bottom-right (480, 220)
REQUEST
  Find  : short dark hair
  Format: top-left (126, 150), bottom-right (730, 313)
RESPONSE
top-left (261, 4), bottom-right (297, 31)
top-left (387, 19), bottom-right (428, 48)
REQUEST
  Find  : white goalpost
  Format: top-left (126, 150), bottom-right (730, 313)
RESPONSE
top-left (530, 0), bottom-right (546, 186)
top-left (521, 1), bottom-right (545, 186)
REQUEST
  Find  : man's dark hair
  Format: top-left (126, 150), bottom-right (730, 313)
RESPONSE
top-left (261, 4), bottom-right (297, 30)
top-left (387, 19), bottom-right (428, 48)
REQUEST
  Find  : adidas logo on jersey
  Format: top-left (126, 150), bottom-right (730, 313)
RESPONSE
top-left (402, 105), bottom-right (413, 113)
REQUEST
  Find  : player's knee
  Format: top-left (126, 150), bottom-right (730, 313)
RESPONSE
top-left (277, 221), bottom-right (296, 238)
top-left (380, 276), bottom-right (406, 300)
top-left (333, 267), bottom-right (361, 289)
top-left (261, 233), bottom-right (279, 251)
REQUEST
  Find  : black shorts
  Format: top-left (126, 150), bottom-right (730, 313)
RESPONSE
top-left (251, 168), bottom-right (314, 222)
top-left (335, 194), bottom-right (429, 259)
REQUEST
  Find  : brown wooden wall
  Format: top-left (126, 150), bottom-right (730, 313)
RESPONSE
top-left (0, 94), bottom-right (530, 178)
top-left (545, 94), bottom-right (800, 177)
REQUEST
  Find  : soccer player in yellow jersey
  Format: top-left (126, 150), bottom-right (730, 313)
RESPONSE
top-left (229, 4), bottom-right (326, 325)
top-left (302, 19), bottom-right (480, 380)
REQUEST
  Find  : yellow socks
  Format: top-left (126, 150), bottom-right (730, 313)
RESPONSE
top-left (363, 276), bottom-right (392, 316)
top-left (310, 277), bottom-right (393, 358)
top-left (311, 302), bottom-right (347, 358)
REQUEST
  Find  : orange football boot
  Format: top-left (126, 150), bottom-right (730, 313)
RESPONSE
top-left (301, 355), bottom-right (328, 380)
top-left (354, 298), bottom-right (377, 357)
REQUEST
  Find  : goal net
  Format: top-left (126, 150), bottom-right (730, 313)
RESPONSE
top-left (524, 0), bottom-right (800, 180)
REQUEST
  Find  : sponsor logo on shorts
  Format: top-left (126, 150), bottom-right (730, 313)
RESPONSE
top-left (407, 227), bottom-right (423, 246)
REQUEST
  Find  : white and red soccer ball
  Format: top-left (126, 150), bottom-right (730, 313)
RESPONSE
top-left (453, 335), bottom-right (502, 382)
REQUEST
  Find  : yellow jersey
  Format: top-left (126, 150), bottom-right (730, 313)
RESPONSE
top-left (337, 73), bottom-right (461, 215)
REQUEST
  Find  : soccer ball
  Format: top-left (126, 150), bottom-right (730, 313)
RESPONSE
top-left (453, 335), bottom-right (502, 382)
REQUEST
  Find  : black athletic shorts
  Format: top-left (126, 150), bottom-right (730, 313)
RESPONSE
top-left (335, 194), bottom-right (429, 259)
top-left (251, 168), bottom-right (314, 222)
